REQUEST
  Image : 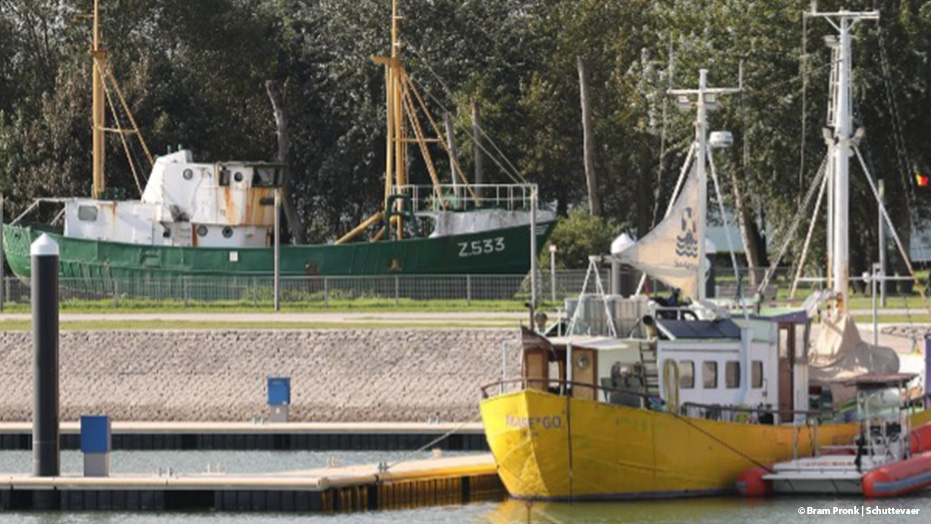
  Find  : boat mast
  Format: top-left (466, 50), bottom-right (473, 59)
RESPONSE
top-left (389, 0), bottom-right (404, 238)
top-left (91, 0), bottom-right (107, 199)
top-left (669, 70), bottom-right (740, 302)
top-left (372, 0), bottom-right (408, 240)
top-left (337, 0), bottom-right (477, 245)
top-left (808, 6), bottom-right (878, 315)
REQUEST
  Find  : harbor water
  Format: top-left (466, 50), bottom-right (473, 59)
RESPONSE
top-left (1, 451), bottom-right (929, 522)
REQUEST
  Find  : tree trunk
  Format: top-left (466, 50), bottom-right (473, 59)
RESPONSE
top-left (729, 165), bottom-right (765, 288)
top-left (577, 56), bottom-right (601, 217)
top-left (470, 98), bottom-right (484, 187)
top-left (265, 80), bottom-right (304, 244)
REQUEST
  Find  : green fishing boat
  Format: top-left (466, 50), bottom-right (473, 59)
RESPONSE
top-left (3, 0), bottom-right (554, 288)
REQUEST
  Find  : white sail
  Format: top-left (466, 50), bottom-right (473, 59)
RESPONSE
top-left (612, 164), bottom-right (704, 299)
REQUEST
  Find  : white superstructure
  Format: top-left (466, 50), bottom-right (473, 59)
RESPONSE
top-left (63, 150), bottom-right (284, 248)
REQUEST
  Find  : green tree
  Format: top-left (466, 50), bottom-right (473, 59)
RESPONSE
top-left (544, 208), bottom-right (621, 269)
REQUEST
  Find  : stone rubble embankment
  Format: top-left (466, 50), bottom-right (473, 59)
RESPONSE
top-left (0, 329), bottom-right (521, 423)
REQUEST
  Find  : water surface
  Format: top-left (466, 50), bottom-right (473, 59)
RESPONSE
top-left (1, 451), bottom-right (929, 523)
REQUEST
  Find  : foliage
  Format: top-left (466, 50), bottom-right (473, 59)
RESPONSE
top-left (543, 208), bottom-right (620, 269)
top-left (0, 0), bottom-right (929, 270)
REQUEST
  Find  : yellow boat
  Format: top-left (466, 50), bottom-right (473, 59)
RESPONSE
top-left (481, 387), bottom-right (930, 500)
top-left (479, 39), bottom-right (931, 501)
top-left (478, 309), bottom-right (931, 501)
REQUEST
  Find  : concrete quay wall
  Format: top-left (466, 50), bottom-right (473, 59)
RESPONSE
top-left (0, 330), bottom-right (520, 423)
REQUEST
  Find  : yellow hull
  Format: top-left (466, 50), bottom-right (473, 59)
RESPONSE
top-left (481, 389), bottom-right (930, 500)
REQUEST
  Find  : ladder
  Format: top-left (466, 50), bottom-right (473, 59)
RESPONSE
top-left (638, 342), bottom-right (661, 398)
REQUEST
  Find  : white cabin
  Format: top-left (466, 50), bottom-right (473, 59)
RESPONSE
top-left (524, 298), bottom-right (814, 423)
top-left (63, 150), bottom-right (283, 248)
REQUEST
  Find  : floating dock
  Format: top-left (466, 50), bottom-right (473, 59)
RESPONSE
top-left (0, 454), bottom-right (504, 512)
top-left (0, 422), bottom-right (488, 451)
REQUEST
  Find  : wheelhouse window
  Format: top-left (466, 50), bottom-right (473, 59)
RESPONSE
top-left (702, 361), bottom-right (718, 389)
top-left (252, 167), bottom-right (283, 187)
top-left (752, 361), bottom-right (764, 389)
top-left (679, 361), bottom-right (695, 389)
top-left (725, 361), bottom-right (740, 389)
top-left (77, 205), bottom-right (98, 222)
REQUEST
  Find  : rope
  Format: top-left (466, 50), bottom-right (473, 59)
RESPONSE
top-left (756, 152), bottom-right (830, 296)
top-left (707, 149), bottom-right (748, 318)
top-left (407, 75), bottom-right (525, 186)
top-left (876, 19), bottom-right (916, 223)
top-left (650, 40), bottom-right (674, 229)
top-left (797, 11), bottom-right (810, 208)
top-left (789, 169), bottom-right (829, 299)
top-left (671, 412), bottom-right (774, 473)
top-left (96, 59), bottom-right (145, 196)
top-left (382, 413), bottom-right (483, 471)
top-left (405, 46), bottom-right (529, 185)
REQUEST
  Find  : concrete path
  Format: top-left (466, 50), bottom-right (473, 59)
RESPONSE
top-left (0, 311), bottom-right (528, 323)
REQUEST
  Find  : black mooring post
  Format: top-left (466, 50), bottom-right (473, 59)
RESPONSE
top-left (32, 234), bottom-right (59, 477)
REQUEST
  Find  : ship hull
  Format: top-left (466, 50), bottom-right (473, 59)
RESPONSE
top-left (2, 222), bottom-right (554, 281)
top-left (480, 389), bottom-right (931, 500)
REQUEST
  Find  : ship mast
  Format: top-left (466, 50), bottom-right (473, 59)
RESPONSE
top-left (91, 0), bottom-right (107, 199)
top-left (387, 0), bottom-right (406, 239)
top-left (668, 70), bottom-right (741, 302)
top-left (808, 6), bottom-right (879, 315)
top-left (337, 0), bottom-right (477, 244)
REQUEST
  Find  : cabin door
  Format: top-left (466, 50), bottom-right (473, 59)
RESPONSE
top-left (571, 348), bottom-right (597, 401)
top-left (777, 323), bottom-right (795, 421)
top-left (523, 348), bottom-right (548, 391)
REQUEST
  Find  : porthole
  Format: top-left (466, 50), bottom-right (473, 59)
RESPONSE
top-left (222, 226), bottom-right (233, 238)
top-left (233, 171), bottom-right (244, 183)
top-left (197, 225), bottom-right (208, 237)
top-left (183, 169), bottom-right (194, 180)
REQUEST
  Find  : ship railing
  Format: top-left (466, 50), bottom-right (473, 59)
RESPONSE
top-left (679, 402), bottom-right (835, 426)
top-left (10, 197), bottom-right (74, 226)
top-left (392, 184), bottom-right (536, 213)
top-left (480, 377), bottom-right (652, 409)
